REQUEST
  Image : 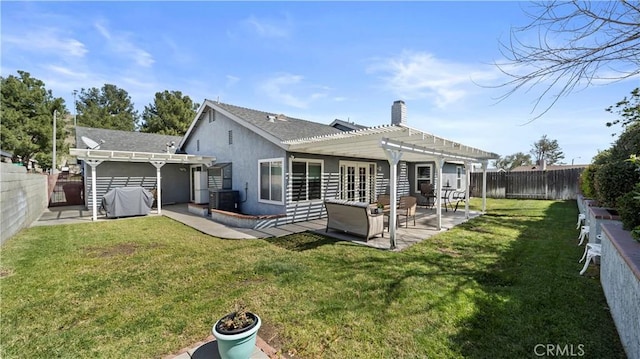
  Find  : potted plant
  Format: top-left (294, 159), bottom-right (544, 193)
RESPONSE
top-left (376, 202), bottom-right (384, 214)
top-left (212, 303), bottom-right (261, 359)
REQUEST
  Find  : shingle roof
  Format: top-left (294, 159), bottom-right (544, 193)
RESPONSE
top-left (75, 127), bottom-right (183, 154)
top-left (213, 102), bottom-right (343, 141)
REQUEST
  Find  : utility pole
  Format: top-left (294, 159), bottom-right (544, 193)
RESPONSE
top-left (73, 90), bottom-right (78, 127)
top-left (52, 109), bottom-right (57, 174)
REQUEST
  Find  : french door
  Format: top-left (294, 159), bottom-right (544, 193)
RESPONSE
top-left (339, 161), bottom-right (376, 203)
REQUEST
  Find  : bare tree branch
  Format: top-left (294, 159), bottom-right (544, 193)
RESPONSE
top-left (491, 1), bottom-right (640, 120)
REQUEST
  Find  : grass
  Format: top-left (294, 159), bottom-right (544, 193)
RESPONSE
top-left (0, 199), bottom-right (626, 358)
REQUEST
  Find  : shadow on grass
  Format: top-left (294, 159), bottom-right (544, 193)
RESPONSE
top-left (264, 231), bottom-right (342, 252)
top-left (256, 200), bottom-right (626, 358)
top-left (449, 200), bottom-right (626, 359)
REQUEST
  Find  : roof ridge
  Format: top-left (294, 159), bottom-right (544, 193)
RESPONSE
top-left (284, 124), bottom-right (398, 144)
top-left (78, 126), bottom-right (181, 137)
top-left (210, 100), bottom-right (334, 127)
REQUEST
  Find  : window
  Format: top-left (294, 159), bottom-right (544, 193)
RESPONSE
top-left (456, 165), bottom-right (463, 189)
top-left (259, 158), bottom-right (284, 204)
top-left (415, 164), bottom-right (432, 193)
top-left (208, 109), bottom-right (216, 123)
top-left (196, 139), bottom-right (200, 151)
top-left (228, 130), bottom-right (233, 145)
top-left (291, 160), bottom-right (322, 202)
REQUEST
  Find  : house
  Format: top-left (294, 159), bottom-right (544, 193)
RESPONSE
top-left (71, 126), bottom-right (215, 220)
top-left (511, 163), bottom-right (588, 172)
top-left (179, 100), bottom-right (499, 240)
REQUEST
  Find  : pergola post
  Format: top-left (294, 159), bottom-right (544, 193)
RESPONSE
top-left (384, 148), bottom-right (403, 250)
top-left (151, 161), bottom-right (166, 215)
top-left (464, 161), bottom-right (471, 219)
top-left (86, 159), bottom-right (103, 221)
top-left (481, 160), bottom-right (488, 213)
top-left (435, 157), bottom-right (445, 230)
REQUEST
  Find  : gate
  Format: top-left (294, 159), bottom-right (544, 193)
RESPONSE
top-left (49, 172), bottom-right (84, 207)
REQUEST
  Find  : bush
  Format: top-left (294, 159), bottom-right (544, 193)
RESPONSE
top-left (594, 160), bottom-right (638, 207)
top-left (616, 184), bottom-right (640, 231)
top-left (592, 123), bottom-right (640, 208)
top-left (579, 165), bottom-right (597, 198)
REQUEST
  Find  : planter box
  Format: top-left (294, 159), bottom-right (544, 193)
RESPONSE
top-left (210, 209), bottom-right (286, 229)
top-left (587, 206), bottom-right (621, 244)
top-left (600, 222), bottom-right (640, 359)
top-left (188, 203), bottom-right (209, 217)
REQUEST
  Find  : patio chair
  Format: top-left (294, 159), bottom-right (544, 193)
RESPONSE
top-left (398, 196), bottom-right (417, 227)
top-left (377, 194), bottom-right (391, 211)
top-left (580, 235), bottom-right (603, 263)
top-left (578, 225), bottom-right (589, 245)
top-left (579, 241), bottom-right (601, 275)
top-left (419, 183), bottom-right (436, 208)
top-left (451, 186), bottom-right (474, 212)
top-left (576, 213), bottom-right (585, 230)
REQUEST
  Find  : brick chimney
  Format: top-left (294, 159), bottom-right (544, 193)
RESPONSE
top-left (391, 100), bottom-right (406, 126)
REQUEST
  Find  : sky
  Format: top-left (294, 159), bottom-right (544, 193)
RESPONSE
top-left (2, 1), bottom-right (638, 166)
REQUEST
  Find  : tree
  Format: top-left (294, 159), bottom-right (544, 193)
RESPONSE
top-left (605, 87), bottom-right (640, 135)
top-left (494, 152), bottom-right (533, 171)
top-left (0, 70), bottom-right (67, 168)
top-left (76, 84), bottom-right (138, 131)
top-left (495, 1), bottom-right (640, 118)
top-left (140, 90), bottom-right (198, 136)
top-left (530, 135), bottom-right (565, 165)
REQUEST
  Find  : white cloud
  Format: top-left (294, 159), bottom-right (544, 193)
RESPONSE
top-left (243, 15), bottom-right (291, 38)
top-left (94, 21), bottom-right (154, 68)
top-left (226, 75), bottom-right (240, 87)
top-left (257, 73), bottom-right (336, 109)
top-left (3, 30), bottom-right (87, 57)
top-left (260, 74), bottom-right (308, 108)
top-left (368, 51), bottom-right (500, 108)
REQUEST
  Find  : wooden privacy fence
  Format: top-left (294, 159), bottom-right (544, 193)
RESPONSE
top-left (470, 168), bottom-right (584, 200)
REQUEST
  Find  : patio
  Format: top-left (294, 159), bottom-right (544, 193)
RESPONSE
top-left (33, 203), bottom-right (479, 251)
top-left (155, 204), bottom-right (480, 251)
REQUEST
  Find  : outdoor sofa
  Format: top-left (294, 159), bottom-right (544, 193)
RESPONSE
top-left (324, 198), bottom-right (385, 240)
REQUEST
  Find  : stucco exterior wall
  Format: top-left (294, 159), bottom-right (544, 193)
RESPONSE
top-left (83, 162), bottom-right (189, 209)
top-left (600, 223), bottom-right (640, 359)
top-left (0, 163), bottom-right (48, 244)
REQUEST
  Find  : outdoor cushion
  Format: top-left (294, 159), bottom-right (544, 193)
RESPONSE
top-left (324, 199), bottom-right (384, 240)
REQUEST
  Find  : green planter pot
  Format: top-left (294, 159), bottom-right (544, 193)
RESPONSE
top-left (212, 312), bottom-right (261, 359)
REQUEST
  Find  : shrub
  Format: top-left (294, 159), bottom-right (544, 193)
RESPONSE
top-left (594, 160), bottom-right (638, 207)
top-left (593, 123), bottom-right (640, 208)
top-left (579, 165), bottom-right (597, 198)
top-left (616, 185), bottom-right (640, 231)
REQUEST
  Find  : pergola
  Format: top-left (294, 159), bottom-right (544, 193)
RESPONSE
top-left (283, 124), bottom-right (500, 249)
top-left (70, 148), bottom-right (216, 221)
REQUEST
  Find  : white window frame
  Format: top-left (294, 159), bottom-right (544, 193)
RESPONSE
top-left (289, 158), bottom-right (324, 202)
top-left (415, 164), bottom-right (433, 193)
top-left (339, 160), bottom-right (377, 203)
top-left (258, 158), bottom-right (285, 205)
top-left (456, 165), bottom-right (463, 190)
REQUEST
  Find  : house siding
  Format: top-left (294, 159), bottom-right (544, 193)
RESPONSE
top-left (273, 153), bottom-right (386, 226)
top-left (182, 109), bottom-right (287, 216)
top-left (83, 162), bottom-right (189, 209)
top-left (407, 162), bottom-right (467, 196)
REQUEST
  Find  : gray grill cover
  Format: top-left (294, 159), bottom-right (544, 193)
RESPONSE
top-left (101, 187), bottom-right (154, 218)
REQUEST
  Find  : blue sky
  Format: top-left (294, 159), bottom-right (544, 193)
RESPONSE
top-left (2, 1), bottom-right (637, 166)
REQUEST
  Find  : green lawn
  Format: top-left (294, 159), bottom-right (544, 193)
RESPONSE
top-left (0, 199), bottom-right (626, 358)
